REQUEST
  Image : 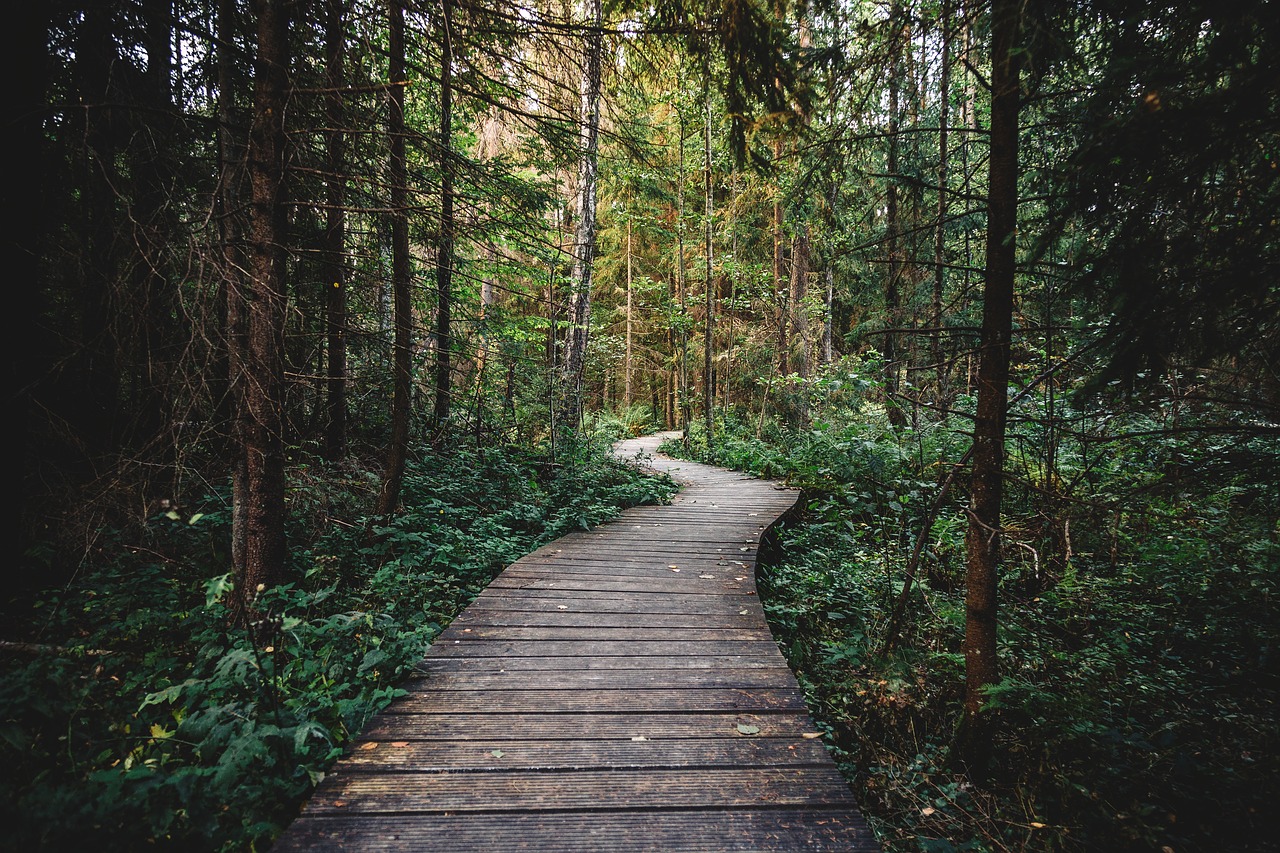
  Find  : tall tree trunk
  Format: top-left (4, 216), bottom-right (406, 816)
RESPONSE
top-left (773, 138), bottom-right (788, 378)
top-left (883, 3), bottom-right (906, 428)
top-left (237, 0), bottom-right (291, 615)
top-left (822, 267), bottom-right (834, 365)
top-left (377, 0), bottom-right (412, 516)
top-left (216, 0), bottom-right (248, 577)
top-left (625, 215), bottom-right (633, 408)
top-left (560, 0), bottom-right (603, 432)
top-left (933, 0), bottom-right (952, 401)
top-left (954, 0), bottom-right (1021, 775)
top-left (791, 225), bottom-right (810, 380)
top-left (323, 0), bottom-right (348, 462)
top-left (703, 67), bottom-right (715, 454)
top-left (675, 89), bottom-right (690, 446)
top-left (433, 0), bottom-right (456, 434)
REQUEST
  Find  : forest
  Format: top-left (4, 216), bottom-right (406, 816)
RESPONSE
top-left (5, 0), bottom-right (1277, 849)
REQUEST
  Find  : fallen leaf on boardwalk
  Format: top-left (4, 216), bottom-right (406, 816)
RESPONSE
top-left (802, 732), bottom-right (822, 739)
top-left (489, 749), bottom-right (505, 758)
top-left (670, 568), bottom-right (681, 572)
top-left (391, 742), bottom-right (409, 748)
top-left (700, 574), bottom-right (715, 579)
top-left (359, 742), bottom-right (379, 750)
top-left (736, 724), bottom-right (761, 736)
top-left (735, 577), bottom-right (746, 581)
top-left (557, 605), bottom-right (569, 610)
top-left (740, 609), bottom-right (749, 615)
top-left (332, 801), bottom-right (347, 807)
top-left (631, 736), bottom-right (648, 741)
top-left (739, 547), bottom-right (750, 551)
top-left (668, 564), bottom-right (679, 569)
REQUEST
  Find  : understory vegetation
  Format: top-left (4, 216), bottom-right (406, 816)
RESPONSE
top-left (664, 362), bottom-right (1280, 853)
top-left (0, 436), bottom-right (674, 851)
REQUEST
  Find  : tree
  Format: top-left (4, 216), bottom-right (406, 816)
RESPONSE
top-left (433, 0), bottom-right (457, 435)
top-left (954, 0), bottom-right (1022, 774)
top-left (323, 0), bottom-right (349, 462)
top-left (559, 0), bottom-right (605, 432)
top-left (235, 0), bottom-right (292, 616)
top-left (377, 0), bottom-right (413, 516)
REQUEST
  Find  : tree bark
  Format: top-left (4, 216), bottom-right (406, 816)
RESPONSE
top-left (560, 0), bottom-right (603, 433)
top-left (237, 0), bottom-right (291, 616)
top-left (377, 0), bottom-right (412, 516)
top-left (323, 0), bottom-right (348, 462)
top-left (433, 0), bottom-right (456, 434)
top-left (883, 3), bottom-right (906, 428)
top-left (703, 67), bottom-right (715, 454)
top-left (625, 215), bottom-right (633, 408)
top-left (933, 0), bottom-right (951, 401)
top-left (954, 0), bottom-right (1021, 776)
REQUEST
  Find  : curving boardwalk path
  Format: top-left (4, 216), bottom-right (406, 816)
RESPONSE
top-left (274, 433), bottom-right (878, 851)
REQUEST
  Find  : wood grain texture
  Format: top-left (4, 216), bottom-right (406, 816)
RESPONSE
top-left (273, 432), bottom-right (879, 851)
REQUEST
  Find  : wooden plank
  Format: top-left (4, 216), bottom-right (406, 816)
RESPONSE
top-left (399, 666), bottom-right (798, 691)
top-left (422, 640), bottom-right (784, 658)
top-left (450, 607), bottom-right (752, 627)
top-left (302, 766), bottom-right (857, 814)
top-left (412, 655), bottom-right (784, 672)
top-left (332, 736), bottom-right (833, 770)
top-left (435, 626), bottom-right (773, 642)
top-left (450, 610), bottom-right (758, 629)
top-left (275, 810), bottom-right (878, 852)
top-left (361, 712), bottom-right (818, 740)
top-left (384, 687), bottom-right (807, 714)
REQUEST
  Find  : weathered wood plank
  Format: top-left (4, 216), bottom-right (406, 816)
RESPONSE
top-left (422, 639), bottom-right (784, 658)
top-left (412, 654), bottom-right (785, 672)
top-left (333, 736), bottom-right (833, 770)
top-left (303, 766), bottom-right (858, 814)
top-left (435, 626), bottom-right (773, 642)
top-left (400, 666), bottom-right (798, 690)
top-left (384, 686), bottom-right (807, 714)
top-left (361, 711), bottom-right (818, 740)
top-left (275, 810), bottom-right (878, 852)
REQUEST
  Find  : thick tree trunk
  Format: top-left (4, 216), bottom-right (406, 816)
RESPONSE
top-left (237, 0), bottom-right (291, 615)
top-left (377, 0), bottom-right (412, 516)
top-left (323, 0), bottom-right (348, 462)
top-left (560, 0), bottom-right (603, 432)
top-left (954, 0), bottom-right (1021, 776)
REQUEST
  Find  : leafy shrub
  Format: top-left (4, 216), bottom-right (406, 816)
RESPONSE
top-left (0, 438), bottom-right (675, 851)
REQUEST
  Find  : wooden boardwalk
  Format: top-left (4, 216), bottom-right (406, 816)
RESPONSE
top-left (274, 433), bottom-right (878, 851)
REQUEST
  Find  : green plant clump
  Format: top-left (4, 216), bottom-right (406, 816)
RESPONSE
top-left (0, 438), bottom-right (675, 851)
top-left (664, 382), bottom-right (1279, 852)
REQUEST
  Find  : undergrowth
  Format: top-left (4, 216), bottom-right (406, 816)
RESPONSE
top-left (0, 436), bottom-right (675, 851)
top-left (664, 357), bottom-right (1280, 852)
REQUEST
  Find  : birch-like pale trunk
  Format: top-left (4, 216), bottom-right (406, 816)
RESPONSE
top-left (560, 0), bottom-right (603, 432)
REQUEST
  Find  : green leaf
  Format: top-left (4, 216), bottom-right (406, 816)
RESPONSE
top-left (205, 573), bottom-right (233, 607)
top-left (736, 724), bottom-right (761, 736)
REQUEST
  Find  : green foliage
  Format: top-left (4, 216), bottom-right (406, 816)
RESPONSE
top-left (0, 440), bottom-right (674, 851)
top-left (666, 396), bottom-right (1280, 852)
